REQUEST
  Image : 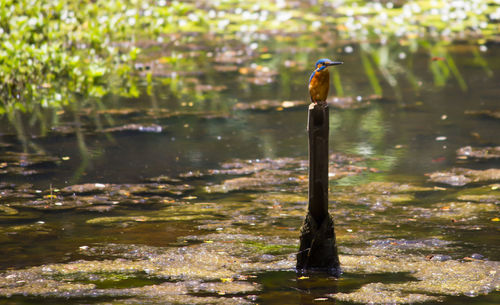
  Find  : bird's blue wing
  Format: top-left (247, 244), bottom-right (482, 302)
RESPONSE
top-left (309, 65), bottom-right (327, 84)
top-left (309, 70), bottom-right (316, 84)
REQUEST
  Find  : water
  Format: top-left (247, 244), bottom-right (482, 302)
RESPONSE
top-left (0, 41), bottom-right (499, 304)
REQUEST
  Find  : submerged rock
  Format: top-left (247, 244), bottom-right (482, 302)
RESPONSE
top-left (143, 175), bottom-right (182, 183)
top-left (465, 109), bottom-right (500, 120)
top-left (205, 169), bottom-right (301, 193)
top-left (129, 183), bottom-right (194, 196)
top-left (0, 151), bottom-right (60, 176)
top-left (457, 146), bottom-right (500, 160)
top-left (4, 181), bottom-right (192, 212)
top-left (232, 95), bottom-right (382, 112)
top-left (427, 168), bottom-right (500, 186)
top-left (0, 151), bottom-right (61, 168)
top-left (101, 124), bottom-right (163, 133)
top-left (60, 183), bottom-right (114, 195)
top-left (470, 253), bottom-right (485, 260)
top-left (426, 254), bottom-right (452, 261)
top-left (233, 99), bottom-right (307, 111)
top-left (61, 182), bottom-right (191, 199)
top-left (10, 198), bottom-right (84, 211)
top-left (210, 157), bottom-right (305, 176)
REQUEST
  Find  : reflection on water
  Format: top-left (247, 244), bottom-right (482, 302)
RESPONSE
top-left (0, 42), bottom-right (499, 304)
top-left (1, 42), bottom-right (498, 185)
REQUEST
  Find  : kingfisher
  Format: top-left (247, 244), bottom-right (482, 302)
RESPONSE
top-left (308, 58), bottom-right (343, 104)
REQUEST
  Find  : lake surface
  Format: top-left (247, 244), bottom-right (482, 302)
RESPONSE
top-left (0, 40), bottom-right (499, 304)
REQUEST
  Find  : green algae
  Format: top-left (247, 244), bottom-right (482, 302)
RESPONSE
top-left (431, 201), bottom-right (498, 221)
top-left (331, 181), bottom-right (437, 210)
top-left (388, 260), bottom-right (500, 296)
top-left (336, 192), bottom-right (415, 208)
top-left (1, 240), bottom-right (498, 303)
top-left (457, 194), bottom-right (500, 203)
top-left (242, 241), bottom-right (297, 256)
top-left (0, 278), bottom-right (96, 298)
top-left (1, 153), bottom-right (499, 303)
top-left (0, 3), bottom-right (498, 304)
top-left (0, 221), bottom-right (53, 242)
top-left (335, 255), bottom-right (500, 303)
top-left (1, 174), bottom-right (500, 303)
top-left (366, 238), bottom-right (453, 254)
top-left (0, 241), bottom-right (268, 303)
top-left (331, 282), bottom-right (442, 304)
top-left (203, 155), bottom-right (377, 193)
top-left (397, 200), bottom-right (498, 224)
top-left (0, 272), bottom-right (254, 304)
top-left (0, 205), bottom-right (18, 216)
top-left (251, 192), bottom-right (307, 205)
top-left (453, 184), bottom-right (500, 203)
top-left (95, 292), bottom-right (253, 305)
top-left (86, 214), bottom-right (211, 225)
top-left (0, 209), bottom-right (39, 222)
top-left (353, 182), bottom-right (436, 194)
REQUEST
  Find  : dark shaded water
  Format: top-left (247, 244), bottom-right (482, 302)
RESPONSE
top-left (0, 41), bottom-right (499, 304)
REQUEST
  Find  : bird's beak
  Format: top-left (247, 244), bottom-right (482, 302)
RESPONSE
top-left (326, 61), bottom-right (343, 66)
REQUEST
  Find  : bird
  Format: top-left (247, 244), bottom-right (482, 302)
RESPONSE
top-left (308, 58), bottom-right (343, 104)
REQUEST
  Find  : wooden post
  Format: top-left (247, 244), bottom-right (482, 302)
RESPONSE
top-left (307, 103), bottom-right (329, 224)
top-left (296, 102), bottom-right (340, 276)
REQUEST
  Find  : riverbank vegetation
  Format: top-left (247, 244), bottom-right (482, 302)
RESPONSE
top-left (1, 0), bottom-right (499, 115)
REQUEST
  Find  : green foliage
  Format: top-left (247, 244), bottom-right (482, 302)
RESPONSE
top-left (0, 1), bottom-right (120, 113)
top-left (0, 0), bottom-right (199, 114)
top-left (0, 0), bottom-right (498, 114)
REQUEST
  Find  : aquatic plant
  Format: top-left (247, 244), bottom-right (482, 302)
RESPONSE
top-left (1, 0), bottom-right (498, 115)
top-left (0, 1), bottom-right (132, 114)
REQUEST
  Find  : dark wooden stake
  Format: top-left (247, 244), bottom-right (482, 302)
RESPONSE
top-left (296, 102), bottom-right (340, 276)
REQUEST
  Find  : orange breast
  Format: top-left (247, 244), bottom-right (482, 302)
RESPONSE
top-left (308, 70), bottom-right (330, 102)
